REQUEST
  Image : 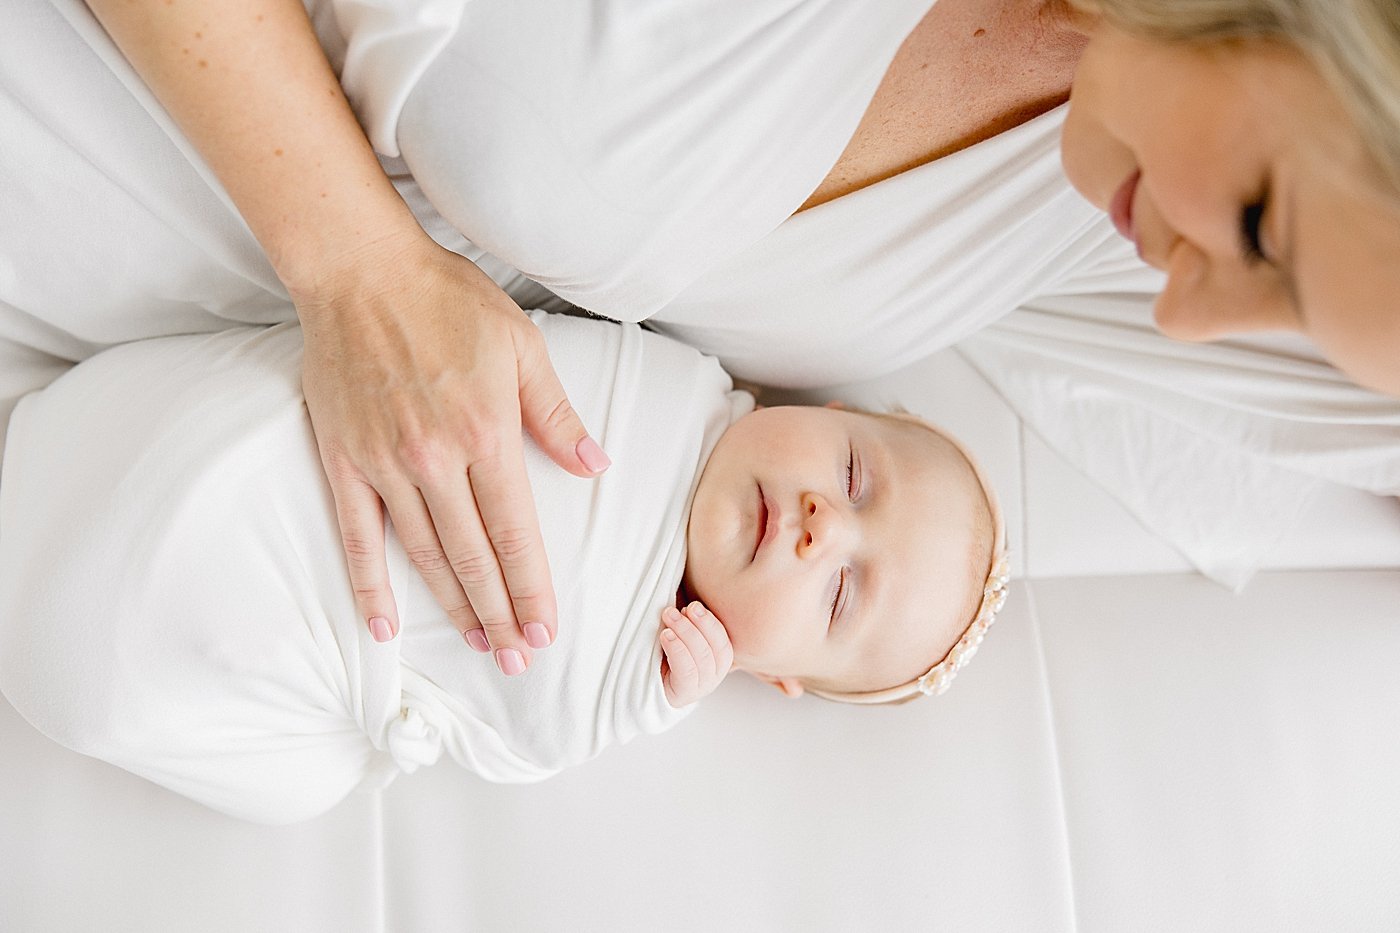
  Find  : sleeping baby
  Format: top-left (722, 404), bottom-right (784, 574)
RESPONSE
top-left (0, 312), bottom-right (1006, 824)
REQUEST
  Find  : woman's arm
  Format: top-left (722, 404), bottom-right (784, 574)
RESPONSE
top-left (83, 0), bottom-right (609, 673)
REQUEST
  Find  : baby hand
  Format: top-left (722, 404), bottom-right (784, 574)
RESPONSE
top-left (659, 601), bottom-right (734, 709)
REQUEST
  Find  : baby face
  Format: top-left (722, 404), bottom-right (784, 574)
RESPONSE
top-left (683, 406), bottom-right (992, 695)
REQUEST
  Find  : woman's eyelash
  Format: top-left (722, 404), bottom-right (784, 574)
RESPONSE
top-left (845, 445), bottom-right (856, 500)
top-left (1241, 200), bottom-right (1267, 264)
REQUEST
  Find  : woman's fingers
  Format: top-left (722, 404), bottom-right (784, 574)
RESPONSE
top-left (516, 326), bottom-right (611, 479)
top-left (464, 440), bottom-right (557, 653)
top-left (379, 482), bottom-right (479, 633)
top-left (323, 457), bottom-right (400, 643)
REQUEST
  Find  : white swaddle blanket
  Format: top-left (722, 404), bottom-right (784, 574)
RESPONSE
top-left (0, 312), bottom-right (751, 823)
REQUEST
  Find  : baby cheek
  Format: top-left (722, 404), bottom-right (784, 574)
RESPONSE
top-left (715, 591), bottom-right (798, 670)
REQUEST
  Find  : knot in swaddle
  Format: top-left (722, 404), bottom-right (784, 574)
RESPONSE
top-left (385, 706), bottom-right (445, 771)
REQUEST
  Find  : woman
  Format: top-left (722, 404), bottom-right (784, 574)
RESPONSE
top-left (3, 0), bottom-right (1398, 672)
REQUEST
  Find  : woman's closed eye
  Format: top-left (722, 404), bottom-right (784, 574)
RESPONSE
top-left (1240, 198), bottom-right (1268, 264)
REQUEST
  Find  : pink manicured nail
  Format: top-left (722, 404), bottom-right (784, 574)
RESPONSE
top-left (369, 617), bottom-right (394, 643)
top-left (464, 629), bottom-right (490, 653)
top-left (577, 436), bottom-right (612, 474)
top-left (496, 648), bottom-right (526, 676)
top-left (524, 622), bottom-right (552, 649)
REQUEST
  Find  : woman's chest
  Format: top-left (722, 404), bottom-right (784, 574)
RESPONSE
top-left (800, 0), bottom-right (1085, 212)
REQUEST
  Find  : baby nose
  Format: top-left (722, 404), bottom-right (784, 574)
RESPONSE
top-left (796, 492), bottom-right (845, 557)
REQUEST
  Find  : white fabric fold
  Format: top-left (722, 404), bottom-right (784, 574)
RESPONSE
top-left (960, 289), bottom-right (1400, 588)
top-left (315, 0), bottom-right (471, 156)
top-left (0, 313), bottom-right (750, 822)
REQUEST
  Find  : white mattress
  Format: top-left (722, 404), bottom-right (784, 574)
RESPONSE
top-left (3, 345), bottom-right (1398, 931)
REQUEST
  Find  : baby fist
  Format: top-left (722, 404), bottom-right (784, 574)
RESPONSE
top-left (659, 601), bottom-right (734, 708)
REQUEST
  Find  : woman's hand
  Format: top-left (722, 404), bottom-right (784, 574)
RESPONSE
top-left (80, 0), bottom-right (608, 671)
top-left (298, 234), bottom-right (610, 674)
top-left (659, 601), bottom-right (735, 708)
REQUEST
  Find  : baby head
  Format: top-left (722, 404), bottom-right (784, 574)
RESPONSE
top-left (683, 404), bottom-right (1007, 704)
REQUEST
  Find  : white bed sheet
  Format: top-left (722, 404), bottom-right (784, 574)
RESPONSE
top-left (4, 343), bottom-right (1399, 931)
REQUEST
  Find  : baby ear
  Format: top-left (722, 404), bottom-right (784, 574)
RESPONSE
top-left (774, 677), bottom-right (805, 698)
top-left (750, 671), bottom-right (806, 698)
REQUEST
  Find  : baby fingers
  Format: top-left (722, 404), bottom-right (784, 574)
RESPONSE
top-left (658, 602), bottom-right (735, 709)
top-left (682, 601), bottom-right (734, 678)
top-left (660, 609), bottom-right (701, 708)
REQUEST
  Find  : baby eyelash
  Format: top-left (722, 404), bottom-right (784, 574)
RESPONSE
top-left (829, 567), bottom-right (845, 623)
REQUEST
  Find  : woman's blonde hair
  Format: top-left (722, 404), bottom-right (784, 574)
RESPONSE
top-left (1071, 0), bottom-right (1400, 192)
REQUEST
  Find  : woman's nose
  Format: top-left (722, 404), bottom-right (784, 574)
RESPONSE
top-left (1153, 238), bottom-right (1298, 342)
top-left (796, 492), bottom-right (845, 558)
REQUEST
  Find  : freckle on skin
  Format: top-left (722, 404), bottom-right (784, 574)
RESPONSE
top-left (256, 14), bottom-right (264, 22)
top-left (198, 59), bottom-right (208, 68)
top-left (274, 148), bottom-right (284, 157)
top-left (194, 31), bottom-right (202, 39)
top-left (974, 27), bottom-right (987, 38)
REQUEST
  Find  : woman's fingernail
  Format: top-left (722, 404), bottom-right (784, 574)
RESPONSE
top-left (369, 617), bottom-right (394, 643)
top-left (688, 602), bottom-right (706, 617)
top-left (577, 436), bottom-right (612, 474)
top-left (496, 648), bottom-right (526, 676)
top-left (524, 622), bottom-right (551, 649)
top-left (464, 629), bottom-right (490, 653)
top-left (663, 607), bottom-right (682, 623)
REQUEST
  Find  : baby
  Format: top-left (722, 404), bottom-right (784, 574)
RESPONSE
top-left (667, 402), bottom-right (1006, 709)
top-left (0, 312), bottom-right (1005, 824)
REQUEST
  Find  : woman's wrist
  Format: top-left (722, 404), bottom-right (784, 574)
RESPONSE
top-left (276, 214), bottom-right (436, 320)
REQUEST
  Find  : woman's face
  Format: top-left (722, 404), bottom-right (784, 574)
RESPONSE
top-left (1061, 22), bottom-right (1400, 395)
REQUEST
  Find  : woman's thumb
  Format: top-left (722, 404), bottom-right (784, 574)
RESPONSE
top-left (517, 336), bottom-right (610, 477)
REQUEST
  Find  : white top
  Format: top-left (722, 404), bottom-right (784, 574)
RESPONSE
top-left (0, 313), bottom-right (750, 822)
top-left (1, 0), bottom-right (1136, 389)
top-left (319, 0), bottom-right (1138, 384)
